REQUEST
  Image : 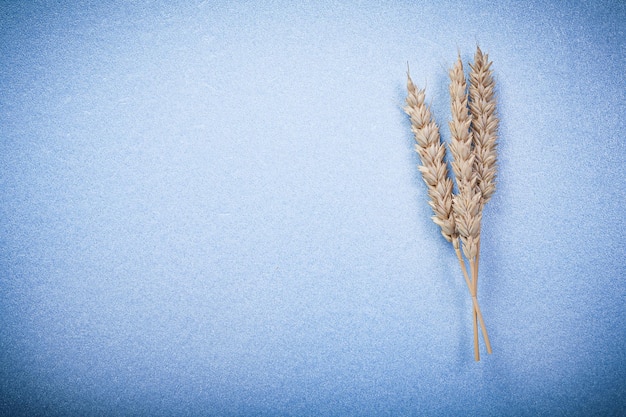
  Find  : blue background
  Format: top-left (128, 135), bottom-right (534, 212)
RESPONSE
top-left (1, 1), bottom-right (624, 415)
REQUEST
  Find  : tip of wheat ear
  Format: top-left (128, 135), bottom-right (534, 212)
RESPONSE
top-left (404, 72), bottom-right (456, 243)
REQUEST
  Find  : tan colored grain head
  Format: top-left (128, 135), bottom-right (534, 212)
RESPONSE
top-left (448, 55), bottom-right (482, 260)
top-left (469, 46), bottom-right (499, 207)
top-left (404, 72), bottom-right (456, 244)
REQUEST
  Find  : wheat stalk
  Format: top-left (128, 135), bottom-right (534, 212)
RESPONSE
top-left (448, 55), bottom-right (492, 359)
top-left (404, 47), bottom-right (498, 361)
top-left (405, 69), bottom-right (492, 360)
top-left (468, 46), bottom-right (499, 330)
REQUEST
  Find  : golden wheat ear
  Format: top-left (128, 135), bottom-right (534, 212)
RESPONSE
top-left (469, 46), bottom-right (499, 208)
top-left (448, 55), bottom-right (481, 262)
top-left (404, 72), bottom-right (456, 244)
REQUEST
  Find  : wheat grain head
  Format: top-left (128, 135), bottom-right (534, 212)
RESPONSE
top-left (448, 55), bottom-right (482, 260)
top-left (404, 72), bottom-right (456, 244)
top-left (469, 46), bottom-right (499, 207)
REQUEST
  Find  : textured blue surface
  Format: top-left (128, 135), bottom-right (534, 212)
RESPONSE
top-left (1, 1), bottom-right (625, 416)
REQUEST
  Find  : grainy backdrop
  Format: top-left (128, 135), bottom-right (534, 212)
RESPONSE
top-left (1, 1), bottom-right (624, 415)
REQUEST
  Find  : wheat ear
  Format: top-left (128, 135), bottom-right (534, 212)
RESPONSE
top-left (448, 55), bottom-right (492, 358)
top-left (469, 46), bottom-right (498, 209)
top-left (404, 72), bottom-right (456, 245)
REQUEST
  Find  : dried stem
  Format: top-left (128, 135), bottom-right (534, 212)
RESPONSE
top-left (454, 245), bottom-right (492, 354)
